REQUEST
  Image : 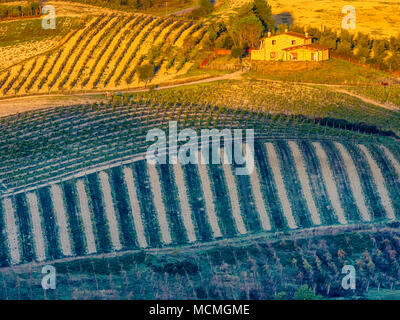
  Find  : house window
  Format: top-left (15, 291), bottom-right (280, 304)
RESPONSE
top-left (290, 53), bottom-right (298, 61)
top-left (291, 40), bottom-right (296, 45)
top-left (272, 40), bottom-right (276, 45)
top-left (270, 52), bottom-right (277, 59)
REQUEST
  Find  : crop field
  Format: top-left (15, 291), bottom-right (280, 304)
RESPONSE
top-left (345, 85), bottom-right (400, 109)
top-left (0, 0), bottom-right (399, 301)
top-left (2, 86), bottom-right (397, 194)
top-left (0, 16), bottom-right (84, 69)
top-left (0, 137), bottom-right (399, 267)
top-left (131, 80), bottom-right (400, 135)
top-left (0, 12), bottom-right (206, 97)
top-left (0, 79), bottom-right (398, 276)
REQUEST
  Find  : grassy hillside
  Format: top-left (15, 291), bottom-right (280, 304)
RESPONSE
top-left (0, 88), bottom-right (399, 269)
top-left (2, 79), bottom-right (400, 192)
top-left (0, 16), bottom-right (83, 47)
top-left (50, 0), bottom-right (196, 16)
top-left (246, 59), bottom-right (394, 85)
top-left (0, 1), bottom-right (399, 300)
top-left (130, 80), bottom-right (400, 135)
top-left (217, 0), bottom-right (400, 38)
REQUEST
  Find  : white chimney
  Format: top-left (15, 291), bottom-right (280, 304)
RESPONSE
top-left (306, 32), bottom-right (309, 38)
top-left (268, 32), bottom-right (271, 37)
top-left (285, 28), bottom-right (288, 33)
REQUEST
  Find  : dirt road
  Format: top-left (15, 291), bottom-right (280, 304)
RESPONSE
top-left (0, 70), bottom-right (397, 117)
top-left (0, 71), bottom-right (243, 117)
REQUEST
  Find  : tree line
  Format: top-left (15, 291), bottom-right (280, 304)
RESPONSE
top-left (0, 1), bottom-right (41, 19)
top-left (292, 25), bottom-right (400, 72)
top-left (51, 0), bottom-right (191, 11)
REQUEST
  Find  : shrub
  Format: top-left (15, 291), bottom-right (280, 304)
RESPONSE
top-left (231, 47), bottom-right (244, 58)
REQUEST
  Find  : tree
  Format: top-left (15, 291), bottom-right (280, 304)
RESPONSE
top-left (387, 53), bottom-right (400, 71)
top-left (253, 0), bottom-right (274, 32)
top-left (228, 13), bottom-right (264, 48)
top-left (231, 47), bottom-right (244, 58)
top-left (277, 23), bottom-right (288, 34)
top-left (198, 0), bottom-right (213, 15)
top-left (336, 39), bottom-right (352, 57)
top-left (137, 63), bottom-right (155, 88)
top-left (237, 15), bottom-right (264, 48)
top-left (371, 39), bottom-right (387, 65)
top-left (293, 285), bottom-right (322, 300)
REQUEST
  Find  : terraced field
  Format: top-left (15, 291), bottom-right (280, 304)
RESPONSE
top-left (1, 93), bottom-right (385, 193)
top-left (0, 90), bottom-right (400, 267)
top-left (0, 12), bottom-right (206, 97)
top-left (0, 136), bottom-right (399, 266)
top-left (0, 0), bottom-right (399, 301)
top-left (131, 80), bottom-right (400, 135)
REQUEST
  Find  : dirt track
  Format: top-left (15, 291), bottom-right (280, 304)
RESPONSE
top-left (253, 77), bottom-right (400, 112)
top-left (0, 71), bottom-right (243, 117)
top-left (0, 70), bottom-right (397, 118)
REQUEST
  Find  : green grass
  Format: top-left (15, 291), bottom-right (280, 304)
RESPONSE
top-left (129, 79), bottom-right (400, 135)
top-left (174, 62), bottom-right (231, 79)
top-left (0, 16), bottom-right (84, 47)
top-left (246, 58), bottom-right (393, 85)
top-left (345, 85), bottom-right (400, 107)
top-left (366, 289), bottom-right (400, 300)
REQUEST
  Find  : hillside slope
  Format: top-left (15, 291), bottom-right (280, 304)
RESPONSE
top-left (0, 93), bottom-right (399, 267)
top-left (217, 0), bottom-right (400, 38)
top-left (0, 13), bottom-right (205, 97)
top-left (0, 136), bottom-right (399, 266)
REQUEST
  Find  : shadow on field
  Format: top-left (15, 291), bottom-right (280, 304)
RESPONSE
top-left (272, 12), bottom-right (294, 27)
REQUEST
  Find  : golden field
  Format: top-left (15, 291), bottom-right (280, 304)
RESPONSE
top-left (0, 12), bottom-right (205, 97)
top-left (221, 0), bottom-right (400, 38)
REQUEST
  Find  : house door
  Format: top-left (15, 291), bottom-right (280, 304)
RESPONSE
top-left (311, 53), bottom-right (316, 61)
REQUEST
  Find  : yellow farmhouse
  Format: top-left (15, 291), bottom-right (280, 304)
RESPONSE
top-left (251, 31), bottom-right (330, 61)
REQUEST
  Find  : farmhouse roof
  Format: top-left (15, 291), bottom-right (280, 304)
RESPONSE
top-left (282, 43), bottom-right (331, 51)
top-left (263, 31), bottom-right (312, 40)
top-left (283, 31), bottom-right (312, 39)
